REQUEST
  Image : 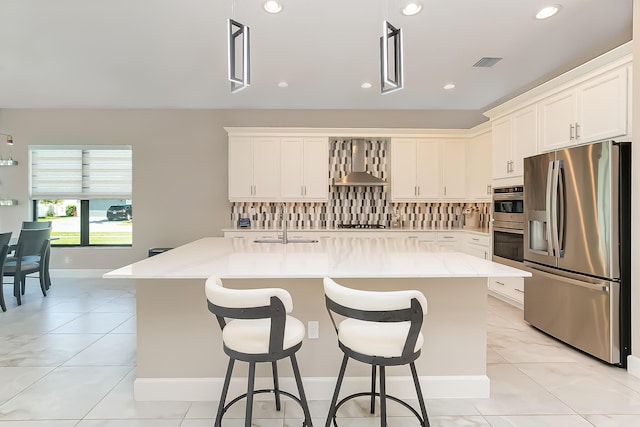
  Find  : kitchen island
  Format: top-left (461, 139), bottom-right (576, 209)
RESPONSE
top-left (105, 237), bottom-right (529, 401)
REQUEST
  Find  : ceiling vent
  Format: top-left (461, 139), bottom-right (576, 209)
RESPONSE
top-left (473, 57), bottom-right (502, 68)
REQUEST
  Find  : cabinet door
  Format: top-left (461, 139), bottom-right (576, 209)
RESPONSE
top-left (415, 140), bottom-right (441, 198)
top-left (252, 137), bottom-right (281, 199)
top-left (280, 137), bottom-right (305, 199)
top-left (577, 67), bottom-right (628, 144)
top-left (441, 139), bottom-right (466, 199)
top-left (301, 137), bottom-right (329, 200)
top-left (511, 105), bottom-right (538, 176)
top-left (228, 136), bottom-right (254, 200)
top-left (391, 139), bottom-right (419, 200)
top-left (467, 131), bottom-right (492, 199)
top-left (491, 116), bottom-right (513, 180)
top-left (539, 89), bottom-right (577, 151)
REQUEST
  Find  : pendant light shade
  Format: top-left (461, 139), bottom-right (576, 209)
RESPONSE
top-left (380, 20), bottom-right (403, 94)
top-left (227, 19), bottom-right (251, 93)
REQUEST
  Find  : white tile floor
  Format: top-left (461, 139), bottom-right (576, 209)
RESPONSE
top-left (1, 276), bottom-right (640, 426)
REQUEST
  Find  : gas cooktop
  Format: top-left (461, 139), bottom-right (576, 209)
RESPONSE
top-left (337, 223), bottom-right (386, 229)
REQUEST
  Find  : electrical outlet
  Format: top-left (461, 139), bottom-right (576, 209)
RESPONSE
top-left (307, 321), bottom-right (319, 339)
top-left (64, 256), bottom-right (70, 264)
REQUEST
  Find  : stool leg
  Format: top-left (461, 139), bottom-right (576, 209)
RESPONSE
top-left (410, 362), bottom-right (430, 427)
top-left (246, 362), bottom-right (256, 427)
top-left (290, 353), bottom-right (313, 427)
top-left (272, 361), bottom-right (281, 411)
top-left (325, 354), bottom-right (349, 427)
top-left (370, 365), bottom-right (377, 414)
top-left (215, 358), bottom-right (235, 427)
top-left (379, 366), bottom-right (387, 427)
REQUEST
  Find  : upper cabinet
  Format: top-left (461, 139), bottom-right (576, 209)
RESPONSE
top-left (280, 137), bottom-right (329, 201)
top-left (538, 66), bottom-right (629, 152)
top-left (491, 105), bottom-right (538, 183)
top-left (391, 138), bottom-right (466, 201)
top-left (229, 135), bottom-right (328, 202)
top-left (228, 136), bottom-right (281, 201)
top-left (466, 129), bottom-right (492, 200)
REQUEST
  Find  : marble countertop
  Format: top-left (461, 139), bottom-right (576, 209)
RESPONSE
top-left (105, 236), bottom-right (526, 280)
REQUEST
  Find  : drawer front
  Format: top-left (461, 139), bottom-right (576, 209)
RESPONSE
top-left (466, 233), bottom-right (490, 246)
top-left (489, 277), bottom-right (524, 303)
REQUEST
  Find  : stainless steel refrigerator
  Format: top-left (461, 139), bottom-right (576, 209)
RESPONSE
top-left (523, 140), bottom-right (631, 366)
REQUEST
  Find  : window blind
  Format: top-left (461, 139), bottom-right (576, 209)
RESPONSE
top-left (31, 147), bottom-right (132, 199)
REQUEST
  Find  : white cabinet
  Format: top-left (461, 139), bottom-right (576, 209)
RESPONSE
top-left (391, 138), bottom-right (466, 201)
top-left (229, 136), bottom-right (281, 201)
top-left (466, 130), bottom-right (492, 200)
top-left (462, 233), bottom-right (490, 260)
top-left (436, 231), bottom-right (460, 250)
top-left (538, 67), bottom-right (628, 151)
top-left (489, 276), bottom-right (524, 306)
top-left (280, 137), bottom-right (328, 201)
top-left (491, 105), bottom-right (537, 182)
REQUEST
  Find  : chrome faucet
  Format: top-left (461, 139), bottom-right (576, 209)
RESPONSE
top-left (280, 202), bottom-right (288, 244)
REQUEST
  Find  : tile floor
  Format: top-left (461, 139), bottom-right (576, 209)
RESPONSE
top-left (1, 275), bottom-right (640, 426)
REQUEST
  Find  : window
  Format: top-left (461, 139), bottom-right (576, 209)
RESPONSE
top-left (30, 146), bottom-right (132, 246)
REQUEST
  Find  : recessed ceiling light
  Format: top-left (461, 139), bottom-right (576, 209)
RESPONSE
top-left (278, 81), bottom-right (288, 88)
top-left (361, 82), bottom-right (372, 89)
top-left (264, 0), bottom-right (282, 14)
top-left (536, 5), bottom-right (560, 20)
top-left (402, 2), bottom-right (422, 16)
top-left (443, 83), bottom-right (455, 90)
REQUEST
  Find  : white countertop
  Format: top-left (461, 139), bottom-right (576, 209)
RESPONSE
top-left (105, 237), bottom-right (528, 280)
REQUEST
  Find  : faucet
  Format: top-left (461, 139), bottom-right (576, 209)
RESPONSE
top-left (280, 202), bottom-right (288, 244)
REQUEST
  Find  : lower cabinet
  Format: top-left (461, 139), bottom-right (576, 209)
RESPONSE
top-left (488, 276), bottom-right (524, 306)
top-left (461, 233), bottom-right (490, 259)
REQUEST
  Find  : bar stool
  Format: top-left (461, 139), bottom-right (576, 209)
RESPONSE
top-left (205, 276), bottom-right (313, 427)
top-left (323, 277), bottom-right (430, 427)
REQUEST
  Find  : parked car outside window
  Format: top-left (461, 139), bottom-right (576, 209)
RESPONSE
top-left (106, 204), bottom-right (132, 221)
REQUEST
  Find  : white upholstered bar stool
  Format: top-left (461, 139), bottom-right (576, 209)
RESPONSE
top-left (205, 276), bottom-right (313, 427)
top-left (323, 277), bottom-right (430, 427)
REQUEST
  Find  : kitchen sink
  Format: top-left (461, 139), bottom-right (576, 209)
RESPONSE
top-left (253, 239), bottom-right (319, 244)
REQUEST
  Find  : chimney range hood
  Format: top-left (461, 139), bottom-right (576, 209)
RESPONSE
top-left (334, 139), bottom-right (388, 186)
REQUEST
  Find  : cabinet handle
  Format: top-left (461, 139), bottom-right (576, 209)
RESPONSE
top-left (506, 161), bottom-right (510, 173)
top-left (495, 281), bottom-right (505, 286)
top-left (442, 236), bottom-right (454, 239)
top-left (444, 186), bottom-right (447, 196)
top-left (408, 236), bottom-right (418, 239)
top-left (487, 184), bottom-right (491, 194)
top-left (484, 251), bottom-right (488, 259)
top-left (417, 186), bottom-right (420, 196)
top-left (575, 122), bottom-right (580, 138)
top-left (472, 237), bottom-right (479, 241)
top-left (570, 123), bottom-right (575, 140)
top-left (514, 288), bottom-right (525, 294)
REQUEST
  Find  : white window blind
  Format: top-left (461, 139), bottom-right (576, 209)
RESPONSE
top-left (31, 147), bottom-right (132, 199)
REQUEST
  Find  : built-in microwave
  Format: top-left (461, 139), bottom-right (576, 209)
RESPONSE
top-left (492, 186), bottom-right (524, 264)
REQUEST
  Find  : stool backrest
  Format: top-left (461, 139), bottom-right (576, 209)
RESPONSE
top-left (323, 276), bottom-right (427, 359)
top-left (205, 275), bottom-right (294, 354)
top-left (22, 221), bottom-right (52, 230)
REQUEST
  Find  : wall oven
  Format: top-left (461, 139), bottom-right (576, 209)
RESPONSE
top-left (492, 186), bottom-right (524, 265)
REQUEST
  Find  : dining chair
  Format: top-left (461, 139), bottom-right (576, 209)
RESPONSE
top-left (0, 232), bottom-right (12, 312)
top-left (3, 228), bottom-right (51, 306)
top-left (19, 221), bottom-right (53, 290)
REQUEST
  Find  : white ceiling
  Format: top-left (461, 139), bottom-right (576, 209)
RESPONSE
top-left (0, 0), bottom-right (632, 127)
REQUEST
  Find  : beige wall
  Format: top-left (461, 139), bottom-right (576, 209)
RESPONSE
top-left (0, 108), bottom-right (483, 269)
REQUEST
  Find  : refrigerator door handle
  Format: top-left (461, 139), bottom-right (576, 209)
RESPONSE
top-left (550, 160), bottom-right (561, 257)
top-left (545, 160), bottom-right (554, 256)
top-left (523, 262), bottom-right (610, 293)
top-left (557, 160), bottom-right (566, 257)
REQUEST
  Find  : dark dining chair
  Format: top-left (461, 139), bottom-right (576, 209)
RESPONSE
top-left (3, 228), bottom-right (51, 306)
top-left (18, 221), bottom-right (53, 290)
top-left (0, 232), bottom-right (12, 312)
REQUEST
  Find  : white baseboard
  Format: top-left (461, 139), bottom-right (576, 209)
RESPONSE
top-left (134, 375), bottom-right (490, 401)
top-left (628, 355), bottom-right (640, 379)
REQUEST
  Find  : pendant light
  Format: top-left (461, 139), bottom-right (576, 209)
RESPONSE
top-left (227, 1), bottom-right (250, 93)
top-left (380, 0), bottom-right (403, 95)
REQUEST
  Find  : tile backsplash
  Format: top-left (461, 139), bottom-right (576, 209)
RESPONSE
top-left (231, 139), bottom-right (490, 229)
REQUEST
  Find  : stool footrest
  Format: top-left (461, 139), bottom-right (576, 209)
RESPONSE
top-left (329, 392), bottom-right (427, 427)
top-left (221, 388), bottom-right (310, 425)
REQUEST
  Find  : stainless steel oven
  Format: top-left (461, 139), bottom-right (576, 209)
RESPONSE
top-left (492, 186), bottom-right (524, 264)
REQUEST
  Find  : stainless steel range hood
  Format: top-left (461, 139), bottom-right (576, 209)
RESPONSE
top-left (334, 139), bottom-right (387, 186)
